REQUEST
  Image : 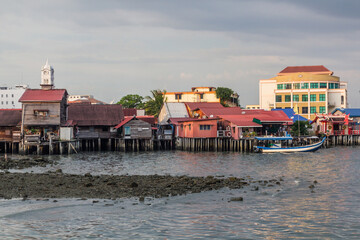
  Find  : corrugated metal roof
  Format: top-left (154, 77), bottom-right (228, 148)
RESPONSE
top-left (0, 109), bottom-right (22, 126)
top-left (166, 103), bottom-right (189, 118)
top-left (137, 116), bottom-right (156, 125)
top-left (272, 109), bottom-right (308, 122)
top-left (68, 104), bottom-right (124, 126)
top-left (19, 89), bottom-right (67, 102)
top-left (219, 115), bottom-right (262, 127)
top-left (331, 108), bottom-right (360, 117)
top-left (123, 108), bottom-right (137, 116)
top-left (185, 102), bottom-right (224, 111)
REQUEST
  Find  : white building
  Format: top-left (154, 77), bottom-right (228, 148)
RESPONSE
top-left (0, 85), bottom-right (28, 109)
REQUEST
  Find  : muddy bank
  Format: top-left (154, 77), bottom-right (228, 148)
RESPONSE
top-left (0, 156), bottom-right (56, 170)
top-left (0, 172), bottom-right (283, 200)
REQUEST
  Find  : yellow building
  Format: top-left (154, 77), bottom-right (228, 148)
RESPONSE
top-left (259, 65), bottom-right (347, 120)
top-left (165, 87), bottom-right (220, 103)
top-left (246, 104), bottom-right (260, 110)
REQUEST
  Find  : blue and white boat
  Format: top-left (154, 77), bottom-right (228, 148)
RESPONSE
top-left (254, 136), bottom-right (326, 153)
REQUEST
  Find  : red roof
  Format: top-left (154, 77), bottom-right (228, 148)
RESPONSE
top-left (137, 116), bottom-right (156, 125)
top-left (19, 89), bottom-right (67, 102)
top-left (278, 65), bottom-right (332, 75)
top-left (219, 115), bottom-right (262, 127)
top-left (114, 116), bottom-right (134, 129)
top-left (168, 117), bottom-right (193, 125)
top-left (123, 108), bottom-right (137, 116)
top-left (185, 102), bottom-right (224, 111)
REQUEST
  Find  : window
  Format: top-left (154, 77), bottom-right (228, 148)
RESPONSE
top-left (285, 95), bottom-right (291, 102)
top-left (319, 94), bottom-right (326, 101)
top-left (285, 84), bottom-right (292, 89)
top-left (302, 94), bottom-right (308, 102)
top-left (329, 83), bottom-right (335, 89)
top-left (293, 83), bottom-right (300, 89)
top-left (6, 94), bottom-right (8, 98)
top-left (310, 106), bottom-right (317, 114)
top-left (124, 126), bottom-right (131, 136)
top-left (200, 93), bottom-right (204, 99)
top-left (200, 125), bottom-right (211, 130)
top-left (302, 107), bottom-right (308, 114)
top-left (175, 94), bottom-right (182, 100)
top-left (320, 82), bottom-right (327, 88)
top-left (1, 101), bottom-right (3, 105)
top-left (319, 106), bottom-right (326, 113)
top-left (11, 101), bottom-right (14, 104)
top-left (341, 95), bottom-right (344, 104)
top-left (189, 124), bottom-right (191, 130)
top-left (310, 94), bottom-right (316, 102)
top-left (310, 83), bottom-right (318, 89)
top-left (6, 101), bottom-right (8, 105)
top-left (293, 95), bottom-right (299, 102)
top-left (181, 124), bottom-right (183, 130)
top-left (277, 84), bottom-right (284, 90)
top-left (11, 94), bottom-right (14, 97)
top-left (301, 83), bottom-right (309, 89)
top-left (276, 95), bottom-right (282, 102)
top-left (335, 83), bottom-right (339, 89)
top-left (1, 94), bottom-right (2, 98)
top-left (34, 110), bottom-right (49, 116)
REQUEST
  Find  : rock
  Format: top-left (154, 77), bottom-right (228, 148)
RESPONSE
top-left (93, 200), bottom-right (99, 203)
top-left (84, 173), bottom-right (92, 178)
top-left (139, 196), bottom-right (145, 202)
top-left (309, 184), bottom-right (315, 189)
top-left (230, 197), bottom-right (243, 201)
top-left (55, 169), bottom-right (63, 174)
top-left (130, 182), bottom-right (138, 188)
top-left (313, 180), bottom-right (318, 184)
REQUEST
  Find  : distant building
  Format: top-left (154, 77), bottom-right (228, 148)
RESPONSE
top-left (165, 87), bottom-right (220, 103)
top-left (68, 95), bottom-right (106, 105)
top-left (246, 105), bottom-right (260, 110)
top-left (0, 85), bottom-right (28, 109)
top-left (259, 65), bottom-right (348, 120)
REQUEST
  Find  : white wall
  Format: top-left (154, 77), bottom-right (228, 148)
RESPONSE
top-left (0, 86), bottom-right (27, 109)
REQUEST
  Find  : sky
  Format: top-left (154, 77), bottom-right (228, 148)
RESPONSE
top-left (1, 0), bottom-right (359, 106)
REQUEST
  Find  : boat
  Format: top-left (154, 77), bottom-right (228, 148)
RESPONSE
top-left (254, 136), bottom-right (326, 153)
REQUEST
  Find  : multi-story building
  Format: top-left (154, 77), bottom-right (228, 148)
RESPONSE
top-left (259, 65), bottom-right (347, 120)
top-left (165, 87), bottom-right (220, 103)
top-left (0, 85), bottom-right (28, 109)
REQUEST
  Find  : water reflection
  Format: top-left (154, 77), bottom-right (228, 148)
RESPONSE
top-left (1, 147), bottom-right (360, 239)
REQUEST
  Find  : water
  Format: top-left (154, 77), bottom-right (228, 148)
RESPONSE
top-left (1, 147), bottom-right (360, 239)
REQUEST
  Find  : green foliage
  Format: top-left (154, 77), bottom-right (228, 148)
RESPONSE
top-left (215, 87), bottom-right (238, 106)
top-left (144, 89), bottom-right (166, 117)
top-left (290, 121), bottom-right (312, 136)
top-left (116, 94), bottom-right (144, 109)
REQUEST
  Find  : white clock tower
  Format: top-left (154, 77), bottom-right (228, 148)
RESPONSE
top-left (41, 59), bottom-right (54, 90)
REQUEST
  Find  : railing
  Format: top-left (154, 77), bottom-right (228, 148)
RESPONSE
top-left (350, 130), bottom-right (360, 135)
top-left (217, 130), bottom-right (232, 138)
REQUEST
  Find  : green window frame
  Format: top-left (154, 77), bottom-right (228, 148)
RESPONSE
top-left (302, 107), bottom-right (308, 114)
top-left (335, 83), bottom-right (339, 89)
top-left (329, 83), bottom-right (335, 89)
top-left (293, 95), bottom-right (299, 102)
top-left (310, 106), bottom-right (317, 114)
top-left (302, 94), bottom-right (308, 102)
top-left (276, 95), bottom-right (282, 102)
top-left (319, 94), bottom-right (326, 101)
top-left (319, 106), bottom-right (326, 113)
top-left (293, 83), bottom-right (300, 89)
top-left (277, 84), bottom-right (284, 90)
top-left (320, 82), bottom-right (327, 88)
top-left (310, 94), bottom-right (316, 102)
top-left (284, 84), bottom-right (292, 89)
top-left (301, 83), bottom-right (309, 89)
top-left (310, 82), bottom-right (319, 89)
top-left (285, 95), bottom-right (291, 102)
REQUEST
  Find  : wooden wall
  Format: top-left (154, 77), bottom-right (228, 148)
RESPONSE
top-left (122, 119), bottom-right (152, 139)
top-left (22, 103), bottom-right (62, 126)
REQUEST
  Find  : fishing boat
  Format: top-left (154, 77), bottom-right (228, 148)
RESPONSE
top-left (254, 136), bottom-right (326, 153)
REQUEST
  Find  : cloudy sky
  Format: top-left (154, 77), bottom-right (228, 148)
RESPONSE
top-left (1, 0), bottom-right (359, 106)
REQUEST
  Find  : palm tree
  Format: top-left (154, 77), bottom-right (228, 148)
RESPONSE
top-left (144, 89), bottom-right (166, 117)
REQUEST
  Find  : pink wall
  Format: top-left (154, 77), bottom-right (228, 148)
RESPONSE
top-left (178, 119), bottom-right (218, 138)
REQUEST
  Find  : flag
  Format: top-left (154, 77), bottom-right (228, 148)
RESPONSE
top-left (345, 113), bottom-right (349, 125)
top-left (293, 103), bottom-right (299, 115)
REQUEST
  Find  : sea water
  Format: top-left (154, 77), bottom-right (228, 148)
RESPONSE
top-left (1, 147), bottom-right (360, 239)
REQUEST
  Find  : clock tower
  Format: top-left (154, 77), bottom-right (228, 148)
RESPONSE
top-left (41, 59), bottom-right (54, 90)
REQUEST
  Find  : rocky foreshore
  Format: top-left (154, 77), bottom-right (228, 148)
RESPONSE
top-left (0, 156), bottom-right (56, 170)
top-left (0, 171), bottom-right (283, 200)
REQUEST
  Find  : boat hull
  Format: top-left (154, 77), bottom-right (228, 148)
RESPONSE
top-left (255, 137), bottom-right (326, 153)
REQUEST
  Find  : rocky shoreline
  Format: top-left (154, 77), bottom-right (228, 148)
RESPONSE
top-left (0, 171), bottom-right (283, 200)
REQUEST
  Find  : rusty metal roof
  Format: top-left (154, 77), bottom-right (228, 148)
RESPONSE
top-left (19, 89), bottom-right (67, 102)
top-left (0, 109), bottom-right (22, 127)
top-left (68, 104), bottom-right (124, 126)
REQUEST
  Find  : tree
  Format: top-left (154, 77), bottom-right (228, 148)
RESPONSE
top-left (116, 94), bottom-right (144, 109)
top-left (215, 87), bottom-right (238, 107)
top-left (144, 89), bottom-right (166, 117)
top-left (290, 121), bottom-right (311, 136)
